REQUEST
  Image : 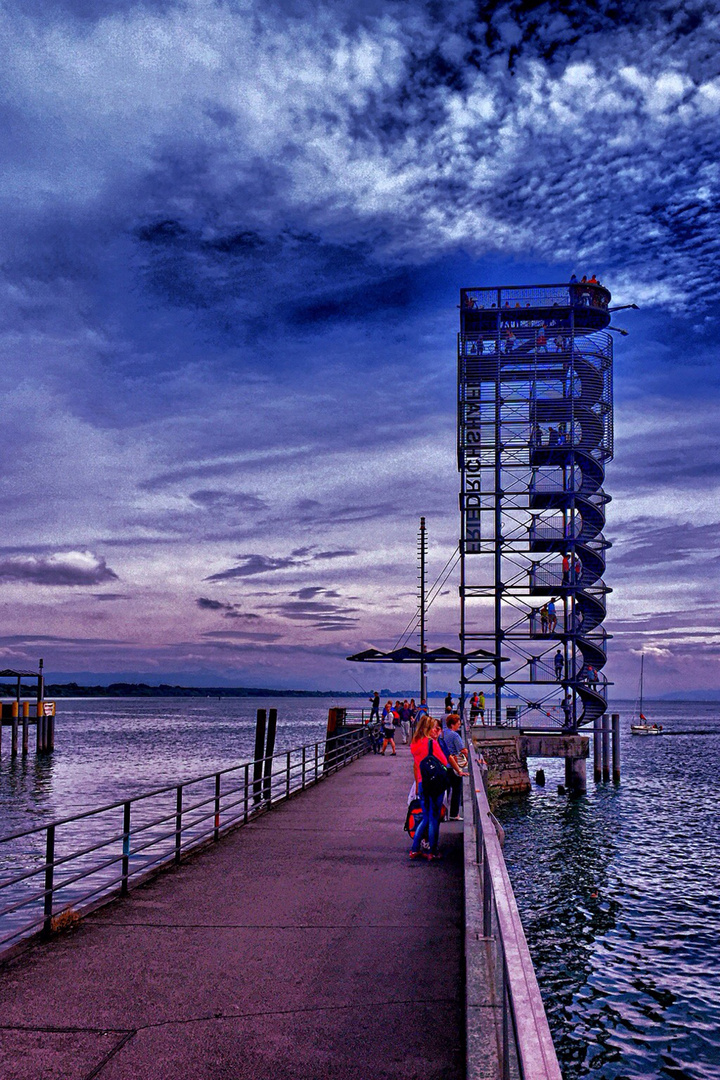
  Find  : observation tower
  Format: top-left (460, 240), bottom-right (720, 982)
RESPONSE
top-left (457, 281), bottom-right (613, 730)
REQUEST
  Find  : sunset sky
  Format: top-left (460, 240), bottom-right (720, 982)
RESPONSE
top-left (2, 0), bottom-right (719, 696)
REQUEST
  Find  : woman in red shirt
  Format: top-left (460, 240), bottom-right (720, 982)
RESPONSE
top-left (409, 714), bottom-right (448, 860)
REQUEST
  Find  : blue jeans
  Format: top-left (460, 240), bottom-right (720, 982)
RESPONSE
top-left (410, 786), bottom-right (444, 854)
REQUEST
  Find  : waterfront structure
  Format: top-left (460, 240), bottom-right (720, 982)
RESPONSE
top-left (457, 282), bottom-right (613, 730)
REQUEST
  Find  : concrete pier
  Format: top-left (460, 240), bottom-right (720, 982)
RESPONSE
top-left (0, 747), bottom-right (467, 1080)
top-left (471, 727), bottom-right (589, 794)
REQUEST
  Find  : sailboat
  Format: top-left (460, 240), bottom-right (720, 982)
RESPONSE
top-left (630, 654), bottom-right (663, 735)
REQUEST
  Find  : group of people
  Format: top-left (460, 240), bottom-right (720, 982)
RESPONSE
top-left (539, 600), bottom-right (558, 634)
top-left (368, 694), bottom-right (429, 754)
top-left (369, 690), bottom-right (474, 861)
top-left (408, 711), bottom-right (468, 861)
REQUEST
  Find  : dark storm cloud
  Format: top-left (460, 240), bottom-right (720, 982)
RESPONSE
top-left (313, 549), bottom-right (357, 560)
top-left (263, 587), bottom-right (360, 631)
top-left (204, 554), bottom-right (299, 581)
top-left (0, 552), bottom-right (118, 586)
top-left (188, 490), bottom-right (267, 512)
top-left (196, 596), bottom-right (261, 619)
top-left (196, 596), bottom-right (233, 611)
top-left (0, 633), bottom-right (129, 645)
top-left (608, 518), bottom-right (720, 572)
top-left (205, 545), bottom-right (358, 581)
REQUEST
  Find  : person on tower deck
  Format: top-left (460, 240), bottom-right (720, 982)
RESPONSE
top-left (574, 556), bottom-right (582, 584)
top-left (580, 275), bottom-right (587, 283)
top-left (504, 327), bottom-right (516, 352)
top-left (562, 553), bottom-right (571, 585)
top-left (554, 650), bottom-right (564, 681)
top-left (444, 691), bottom-right (454, 714)
top-left (369, 691), bottom-right (380, 723)
top-left (469, 692), bottom-right (480, 726)
top-left (537, 326), bottom-right (548, 352)
top-left (561, 696), bottom-right (572, 728)
top-left (549, 427), bottom-right (559, 447)
top-left (547, 599), bottom-right (558, 633)
top-left (540, 604), bottom-right (550, 634)
top-left (588, 273), bottom-right (598, 284)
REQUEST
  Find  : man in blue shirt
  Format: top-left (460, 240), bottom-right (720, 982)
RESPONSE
top-left (439, 714), bottom-right (468, 820)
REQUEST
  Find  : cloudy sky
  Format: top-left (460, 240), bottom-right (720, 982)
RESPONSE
top-left (2, 0), bottom-right (719, 695)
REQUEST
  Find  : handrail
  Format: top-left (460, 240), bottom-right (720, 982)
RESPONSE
top-left (0, 721), bottom-right (377, 955)
top-left (463, 720), bottom-right (562, 1080)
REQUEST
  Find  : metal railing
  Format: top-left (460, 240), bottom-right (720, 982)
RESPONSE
top-left (0, 723), bottom-right (375, 956)
top-left (463, 721), bottom-right (563, 1079)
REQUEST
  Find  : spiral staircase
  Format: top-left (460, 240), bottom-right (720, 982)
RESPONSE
top-left (458, 282), bottom-right (613, 729)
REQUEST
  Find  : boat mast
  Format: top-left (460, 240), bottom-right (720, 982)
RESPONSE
top-left (639, 653), bottom-right (644, 717)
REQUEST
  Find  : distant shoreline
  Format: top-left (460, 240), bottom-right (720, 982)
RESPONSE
top-left (1, 682), bottom-right (717, 702)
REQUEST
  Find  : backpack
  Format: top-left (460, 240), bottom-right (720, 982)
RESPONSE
top-left (419, 739), bottom-right (449, 798)
top-left (404, 798), bottom-right (423, 838)
top-left (404, 796), bottom-right (447, 838)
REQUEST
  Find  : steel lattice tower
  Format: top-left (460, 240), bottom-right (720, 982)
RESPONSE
top-left (457, 282), bottom-right (613, 729)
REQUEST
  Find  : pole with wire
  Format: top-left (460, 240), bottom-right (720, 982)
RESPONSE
top-left (418, 517), bottom-right (427, 703)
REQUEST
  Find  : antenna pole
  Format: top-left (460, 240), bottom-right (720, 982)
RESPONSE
top-left (419, 517), bottom-right (427, 702)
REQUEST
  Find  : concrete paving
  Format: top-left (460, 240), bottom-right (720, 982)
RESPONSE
top-left (0, 745), bottom-right (465, 1080)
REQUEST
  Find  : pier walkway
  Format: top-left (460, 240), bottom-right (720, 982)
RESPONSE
top-left (0, 746), bottom-right (467, 1080)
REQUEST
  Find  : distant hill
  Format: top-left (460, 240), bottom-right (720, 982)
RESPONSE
top-left (0, 682), bottom-right (362, 699)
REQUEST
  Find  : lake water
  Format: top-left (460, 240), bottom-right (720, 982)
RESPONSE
top-left (496, 700), bottom-right (720, 1080)
top-left (0, 696), bottom-right (718, 1079)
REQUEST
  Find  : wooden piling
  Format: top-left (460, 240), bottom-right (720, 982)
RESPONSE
top-left (48, 712), bottom-right (55, 752)
top-left (593, 716), bottom-right (602, 783)
top-left (22, 701), bottom-right (29, 755)
top-left (11, 701), bottom-right (18, 757)
top-left (36, 704), bottom-right (44, 753)
top-left (263, 708), bottom-right (277, 803)
top-left (601, 712), bottom-right (610, 783)
top-left (252, 709), bottom-right (267, 805)
top-left (611, 713), bottom-right (620, 784)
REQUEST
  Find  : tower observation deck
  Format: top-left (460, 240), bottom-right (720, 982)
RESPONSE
top-left (458, 282), bottom-right (613, 730)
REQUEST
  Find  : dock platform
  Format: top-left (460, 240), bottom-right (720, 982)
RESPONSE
top-left (0, 746), bottom-right (466, 1080)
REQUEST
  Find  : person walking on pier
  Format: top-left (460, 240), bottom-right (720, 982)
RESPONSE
top-left (477, 690), bottom-right (486, 725)
top-left (409, 715), bottom-right (449, 860)
top-left (469, 692), bottom-right (480, 726)
top-left (369, 691), bottom-right (380, 723)
top-left (399, 700), bottom-right (412, 744)
top-left (380, 702), bottom-right (397, 755)
top-left (444, 691), bottom-right (453, 714)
